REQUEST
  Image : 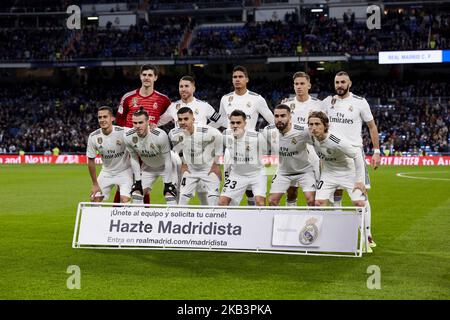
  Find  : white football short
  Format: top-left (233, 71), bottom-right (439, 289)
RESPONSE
top-left (315, 170), bottom-right (367, 202)
top-left (270, 170), bottom-right (316, 194)
top-left (179, 171), bottom-right (221, 205)
top-left (220, 171), bottom-right (267, 205)
top-left (96, 167), bottom-right (133, 199)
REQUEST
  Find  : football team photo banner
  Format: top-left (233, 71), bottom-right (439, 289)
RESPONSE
top-left (73, 203), bottom-right (365, 257)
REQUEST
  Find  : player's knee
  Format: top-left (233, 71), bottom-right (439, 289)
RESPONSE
top-left (255, 197), bottom-right (266, 206)
top-left (218, 197), bottom-right (230, 206)
top-left (93, 197), bottom-right (104, 203)
top-left (120, 196), bottom-right (130, 203)
top-left (352, 200), bottom-right (366, 207)
top-left (268, 197), bottom-right (279, 206)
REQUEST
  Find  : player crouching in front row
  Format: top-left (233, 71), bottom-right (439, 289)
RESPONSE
top-left (124, 108), bottom-right (177, 205)
top-left (307, 111), bottom-right (367, 208)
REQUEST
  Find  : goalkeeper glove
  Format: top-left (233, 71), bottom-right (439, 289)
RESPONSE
top-left (164, 182), bottom-right (177, 197)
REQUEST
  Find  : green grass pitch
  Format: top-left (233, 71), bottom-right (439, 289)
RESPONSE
top-left (0, 164), bottom-right (449, 299)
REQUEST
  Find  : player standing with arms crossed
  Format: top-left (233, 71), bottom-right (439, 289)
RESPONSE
top-left (322, 71), bottom-right (381, 248)
top-left (219, 66), bottom-right (274, 206)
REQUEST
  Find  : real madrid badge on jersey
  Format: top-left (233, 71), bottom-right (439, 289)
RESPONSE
top-left (132, 136), bottom-right (138, 144)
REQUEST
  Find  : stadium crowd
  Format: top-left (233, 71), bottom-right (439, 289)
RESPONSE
top-left (1, 78), bottom-right (448, 155)
top-left (1, 9), bottom-right (449, 61)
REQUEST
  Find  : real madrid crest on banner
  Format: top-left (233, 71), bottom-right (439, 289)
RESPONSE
top-left (97, 137), bottom-right (102, 144)
top-left (299, 217), bottom-right (319, 245)
top-left (132, 136), bottom-right (138, 144)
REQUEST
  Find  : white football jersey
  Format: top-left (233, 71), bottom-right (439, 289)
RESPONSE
top-left (86, 126), bottom-right (130, 174)
top-left (123, 127), bottom-right (171, 170)
top-left (310, 132), bottom-right (364, 182)
top-left (223, 129), bottom-right (266, 176)
top-left (169, 124), bottom-right (223, 173)
top-left (285, 95), bottom-right (324, 125)
top-left (158, 98), bottom-right (225, 128)
top-left (219, 90), bottom-right (274, 130)
top-left (262, 123), bottom-right (312, 175)
top-left (322, 93), bottom-right (374, 147)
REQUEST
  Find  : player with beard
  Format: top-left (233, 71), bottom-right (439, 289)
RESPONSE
top-left (322, 71), bottom-right (381, 248)
top-left (263, 104), bottom-right (316, 206)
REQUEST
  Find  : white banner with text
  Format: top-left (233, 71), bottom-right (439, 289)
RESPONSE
top-left (73, 203), bottom-right (364, 257)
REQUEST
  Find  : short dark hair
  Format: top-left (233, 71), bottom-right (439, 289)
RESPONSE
top-left (180, 75), bottom-right (195, 85)
top-left (98, 106), bottom-right (113, 115)
top-left (335, 71), bottom-right (350, 78)
top-left (132, 107), bottom-right (149, 119)
top-left (292, 71), bottom-right (310, 82)
top-left (140, 64), bottom-right (159, 76)
top-left (177, 107), bottom-right (193, 115)
top-left (274, 104), bottom-right (291, 113)
top-left (308, 111), bottom-right (329, 132)
top-left (229, 109), bottom-right (247, 120)
top-left (233, 65), bottom-right (248, 78)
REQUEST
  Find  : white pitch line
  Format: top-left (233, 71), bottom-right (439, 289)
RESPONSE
top-left (396, 171), bottom-right (450, 181)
